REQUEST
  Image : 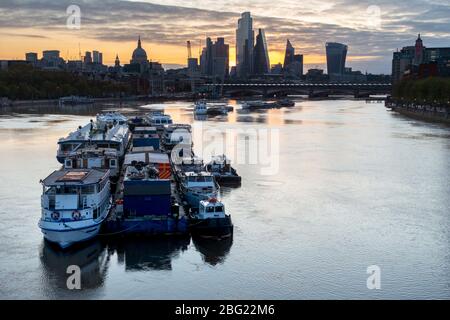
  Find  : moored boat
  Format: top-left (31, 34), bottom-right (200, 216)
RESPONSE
top-left (189, 198), bottom-right (233, 238)
top-left (59, 96), bottom-right (94, 106)
top-left (276, 99), bottom-right (295, 108)
top-left (63, 146), bottom-right (120, 179)
top-left (241, 101), bottom-right (275, 110)
top-left (194, 101), bottom-right (208, 115)
top-left (205, 155), bottom-right (241, 186)
top-left (56, 113), bottom-right (130, 164)
top-left (39, 169), bottom-right (112, 249)
top-left (146, 111), bottom-right (173, 130)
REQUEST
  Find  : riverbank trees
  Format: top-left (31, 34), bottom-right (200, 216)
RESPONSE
top-left (0, 65), bottom-right (134, 100)
top-left (393, 77), bottom-right (450, 104)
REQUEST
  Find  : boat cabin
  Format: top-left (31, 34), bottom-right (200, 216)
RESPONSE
top-left (198, 199), bottom-right (226, 219)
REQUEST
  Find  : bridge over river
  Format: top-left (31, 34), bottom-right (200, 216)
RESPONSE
top-left (203, 82), bottom-right (392, 98)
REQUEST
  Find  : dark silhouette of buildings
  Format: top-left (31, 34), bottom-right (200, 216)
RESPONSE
top-left (253, 29), bottom-right (270, 75)
top-left (326, 42), bottom-right (348, 80)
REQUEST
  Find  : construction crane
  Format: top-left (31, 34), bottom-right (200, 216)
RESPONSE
top-left (186, 41), bottom-right (192, 60)
top-left (186, 41), bottom-right (195, 94)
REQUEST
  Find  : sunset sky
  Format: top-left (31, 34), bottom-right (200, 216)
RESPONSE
top-left (1, 0), bottom-right (449, 73)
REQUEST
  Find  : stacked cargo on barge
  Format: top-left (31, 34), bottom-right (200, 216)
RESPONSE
top-left (105, 125), bottom-right (188, 236)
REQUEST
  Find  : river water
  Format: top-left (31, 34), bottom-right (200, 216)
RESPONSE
top-left (0, 99), bottom-right (449, 299)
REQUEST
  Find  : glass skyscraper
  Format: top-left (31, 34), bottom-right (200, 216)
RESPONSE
top-left (236, 12), bottom-right (254, 78)
top-left (253, 28), bottom-right (270, 75)
top-left (326, 42), bottom-right (348, 76)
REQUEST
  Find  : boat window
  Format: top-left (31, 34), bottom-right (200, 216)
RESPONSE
top-left (93, 208), bottom-right (98, 219)
top-left (110, 159), bottom-right (117, 168)
top-left (55, 186), bottom-right (79, 194)
top-left (206, 206), bottom-right (215, 213)
top-left (61, 144), bottom-right (74, 152)
top-left (81, 185), bottom-right (96, 194)
top-left (204, 176), bottom-right (213, 182)
top-left (215, 205), bottom-right (223, 213)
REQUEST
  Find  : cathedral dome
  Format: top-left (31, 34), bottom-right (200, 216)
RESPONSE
top-left (131, 36), bottom-right (148, 64)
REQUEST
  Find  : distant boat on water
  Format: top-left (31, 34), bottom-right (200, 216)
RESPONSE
top-left (59, 96), bottom-right (94, 106)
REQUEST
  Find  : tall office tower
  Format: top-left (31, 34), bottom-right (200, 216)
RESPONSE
top-left (93, 51), bottom-right (99, 63)
top-left (212, 37), bottom-right (230, 79)
top-left (283, 39), bottom-right (295, 69)
top-left (200, 37), bottom-right (214, 75)
top-left (236, 12), bottom-right (254, 78)
top-left (253, 28), bottom-right (270, 75)
top-left (84, 51), bottom-right (92, 64)
top-left (326, 42), bottom-right (348, 76)
top-left (99, 52), bottom-right (103, 65)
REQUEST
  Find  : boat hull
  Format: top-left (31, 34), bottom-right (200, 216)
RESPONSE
top-left (40, 223), bottom-right (102, 249)
top-left (189, 216), bottom-right (233, 238)
top-left (213, 175), bottom-right (242, 186)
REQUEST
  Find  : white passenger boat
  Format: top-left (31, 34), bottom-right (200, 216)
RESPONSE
top-left (39, 169), bottom-right (112, 249)
top-left (146, 111), bottom-right (173, 129)
top-left (162, 124), bottom-right (192, 149)
top-left (64, 146), bottom-right (120, 179)
top-left (56, 113), bottom-right (130, 164)
top-left (194, 101), bottom-right (208, 115)
top-left (96, 112), bottom-right (128, 127)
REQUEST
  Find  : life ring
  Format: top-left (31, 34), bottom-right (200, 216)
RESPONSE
top-left (72, 211), bottom-right (81, 220)
top-left (51, 212), bottom-right (60, 220)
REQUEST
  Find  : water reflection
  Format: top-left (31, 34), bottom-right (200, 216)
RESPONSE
top-left (40, 240), bottom-right (108, 292)
top-left (192, 236), bottom-right (233, 266)
top-left (106, 237), bottom-right (190, 271)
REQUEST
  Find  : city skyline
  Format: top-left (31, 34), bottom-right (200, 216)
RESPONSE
top-left (1, 0), bottom-right (450, 73)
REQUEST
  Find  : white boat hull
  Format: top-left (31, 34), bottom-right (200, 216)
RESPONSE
top-left (40, 223), bottom-right (102, 249)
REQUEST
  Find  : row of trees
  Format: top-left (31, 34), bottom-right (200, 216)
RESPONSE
top-left (0, 65), bottom-right (135, 100)
top-left (393, 77), bottom-right (450, 104)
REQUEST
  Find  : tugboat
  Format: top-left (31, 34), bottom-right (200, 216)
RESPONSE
top-left (189, 198), bottom-right (233, 238)
top-left (205, 155), bottom-right (241, 186)
top-left (39, 169), bottom-right (112, 249)
top-left (178, 171), bottom-right (219, 209)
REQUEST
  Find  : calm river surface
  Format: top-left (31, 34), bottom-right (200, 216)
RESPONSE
top-left (0, 99), bottom-right (449, 299)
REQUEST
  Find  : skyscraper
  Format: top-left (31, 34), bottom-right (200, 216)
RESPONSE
top-left (236, 12), bottom-right (254, 78)
top-left (326, 42), bottom-right (348, 76)
top-left (200, 37), bottom-right (229, 79)
top-left (253, 28), bottom-right (270, 75)
top-left (212, 37), bottom-right (230, 79)
top-left (84, 51), bottom-right (92, 64)
top-left (93, 50), bottom-right (100, 64)
top-left (283, 39), bottom-right (295, 69)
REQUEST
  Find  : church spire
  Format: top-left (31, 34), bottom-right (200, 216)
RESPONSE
top-left (138, 36), bottom-right (142, 48)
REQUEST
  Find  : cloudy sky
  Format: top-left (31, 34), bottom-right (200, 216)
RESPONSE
top-left (0, 0), bottom-right (449, 73)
